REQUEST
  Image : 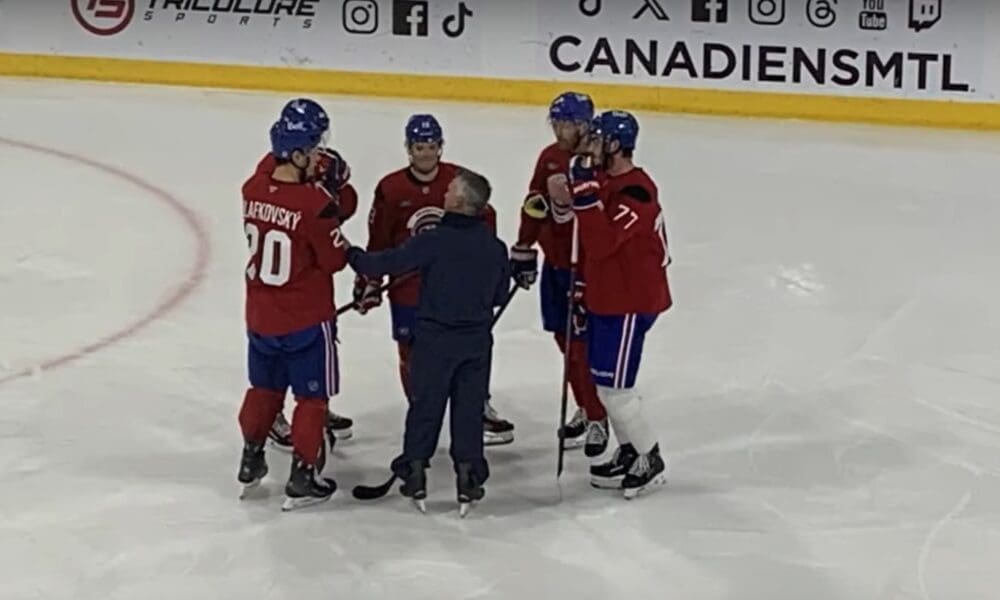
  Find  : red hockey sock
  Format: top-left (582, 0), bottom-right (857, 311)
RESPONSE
top-left (291, 397), bottom-right (328, 466)
top-left (397, 341), bottom-right (413, 400)
top-left (568, 339), bottom-right (606, 421)
top-left (554, 334), bottom-right (607, 421)
top-left (238, 388), bottom-right (285, 444)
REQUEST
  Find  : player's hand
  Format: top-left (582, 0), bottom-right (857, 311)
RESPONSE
top-left (509, 245), bottom-right (538, 290)
top-left (522, 192), bottom-right (549, 220)
top-left (352, 275), bottom-right (383, 315)
top-left (570, 156), bottom-right (600, 210)
top-left (317, 148), bottom-right (352, 191)
top-left (569, 280), bottom-right (587, 336)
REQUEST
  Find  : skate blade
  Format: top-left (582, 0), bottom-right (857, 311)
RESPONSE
top-left (268, 439), bottom-right (293, 454)
top-left (623, 473), bottom-right (668, 500)
top-left (589, 475), bottom-right (624, 490)
top-left (458, 501), bottom-right (473, 518)
top-left (331, 427), bottom-right (353, 441)
top-left (238, 479), bottom-right (263, 500)
top-left (412, 498), bottom-right (427, 514)
top-left (281, 494), bottom-right (332, 512)
top-left (484, 432), bottom-right (514, 446)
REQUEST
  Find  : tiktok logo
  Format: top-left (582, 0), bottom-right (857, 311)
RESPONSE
top-left (443, 2), bottom-right (473, 38)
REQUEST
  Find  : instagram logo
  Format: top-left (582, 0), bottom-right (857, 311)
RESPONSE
top-left (749, 0), bottom-right (785, 25)
top-left (343, 0), bottom-right (378, 34)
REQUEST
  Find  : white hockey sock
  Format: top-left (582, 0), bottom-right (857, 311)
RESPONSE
top-left (598, 386), bottom-right (658, 455)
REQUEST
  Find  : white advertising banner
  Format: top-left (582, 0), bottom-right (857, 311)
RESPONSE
top-left (0, 0), bottom-right (996, 102)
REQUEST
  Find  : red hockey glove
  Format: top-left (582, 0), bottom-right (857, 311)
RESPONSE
top-left (316, 148), bottom-right (352, 192)
top-left (352, 275), bottom-right (383, 315)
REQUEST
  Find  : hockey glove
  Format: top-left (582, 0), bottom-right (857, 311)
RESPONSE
top-left (522, 192), bottom-right (549, 220)
top-left (317, 148), bottom-right (352, 192)
top-left (569, 156), bottom-right (601, 211)
top-left (569, 280), bottom-right (587, 336)
top-left (509, 245), bottom-right (539, 290)
top-left (352, 275), bottom-right (384, 315)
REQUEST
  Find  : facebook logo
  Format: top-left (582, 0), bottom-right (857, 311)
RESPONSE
top-left (692, 0), bottom-right (728, 22)
top-left (393, 0), bottom-right (428, 37)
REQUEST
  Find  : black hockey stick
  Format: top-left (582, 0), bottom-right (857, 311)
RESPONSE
top-left (556, 218), bottom-right (580, 479)
top-left (335, 272), bottom-right (417, 316)
top-left (351, 284), bottom-right (520, 502)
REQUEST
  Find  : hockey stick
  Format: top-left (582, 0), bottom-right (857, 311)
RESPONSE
top-left (556, 216), bottom-right (580, 479)
top-left (335, 272), bottom-right (417, 316)
top-left (351, 283), bottom-right (520, 501)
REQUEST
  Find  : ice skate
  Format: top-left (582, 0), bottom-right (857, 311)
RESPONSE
top-left (622, 444), bottom-right (667, 500)
top-left (282, 456), bottom-right (337, 511)
top-left (583, 418), bottom-right (609, 458)
top-left (237, 441), bottom-right (268, 499)
top-left (589, 443), bottom-right (638, 489)
top-left (557, 408), bottom-right (587, 450)
top-left (398, 460), bottom-right (428, 514)
top-left (327, 410), bottom-right (354, 441)
top-left (456, 463), bottom-right (485, 518)
top-left (267, 412), bottom-right (292, 452)
top-left (483, 400), bottom-right (514, 446)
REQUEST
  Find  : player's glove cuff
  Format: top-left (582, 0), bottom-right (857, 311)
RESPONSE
top-left (510, 245), bottom-right (539, 290)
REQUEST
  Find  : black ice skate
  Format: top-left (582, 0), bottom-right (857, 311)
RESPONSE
top-left (583, 418), bottom-right (609, 458)
top-left (483, 401), bottom-right (514, 446)
top-left (238, 441), bottom-right (268, 499)
top-left (558, 408), bottom-right (587, 450)
top-left (456, 463), bottom-right (485, 518)
top-left (589, 443), bottom-right (639, 489)
top-left (622, 444), bottom-right (667, 500)
top-left (268, 412), bottom-right (293, 452)
top-left (398, 460), bottom-right (428, 514)
top-left (327, 411), bottom-right (354, 441)
top-left (282, 456), bottom-right (337, 511)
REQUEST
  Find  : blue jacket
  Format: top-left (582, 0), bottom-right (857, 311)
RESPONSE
top-left (347, 212), bottom-right (510, 346)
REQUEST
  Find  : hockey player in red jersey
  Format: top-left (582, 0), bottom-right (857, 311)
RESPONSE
top-left (569, 110), bottom-right (673, 499)
top-left (353, 114), bottom-right (516, 445)
top-left (509, 92), bottom-right (610, 457)
top-left (257, 99), bottom-right (356, 450)
top-left (236, 115), bottom-right (349, 511)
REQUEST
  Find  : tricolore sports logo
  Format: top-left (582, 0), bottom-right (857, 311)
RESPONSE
top-left (71, 0), bottom-right (135, 36)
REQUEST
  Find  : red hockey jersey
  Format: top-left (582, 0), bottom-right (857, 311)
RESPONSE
top-left (242, 171), bottom-right (348, 336)
top-left (517, 143), bottom-right (576, 270)
top-left (575, 167), bottom-right (672, 316)
top-left (254, 152), bottom-right (359, 223)
top-left (367, 162), bottom-right (497, 306)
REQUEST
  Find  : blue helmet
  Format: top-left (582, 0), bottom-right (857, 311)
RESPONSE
top-left (405, 114), bottom-right (443, 145)
top-left (548, 92), bottom-right (594, 124)
top-left (281, 98), bottom-right (330, 133)
top-left (270, 117), bottom-right (324, 160)
top-left (592, 110), bottom-right (639, 151)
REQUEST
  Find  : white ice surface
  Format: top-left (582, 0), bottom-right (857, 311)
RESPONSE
top-left (1, 79), bottom-right (1000, 600)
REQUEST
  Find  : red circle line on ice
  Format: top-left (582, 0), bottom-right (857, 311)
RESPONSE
top-left (71, 0), bottom-right (136, 36)
top-left (0, 136), bottom-right (211, 386)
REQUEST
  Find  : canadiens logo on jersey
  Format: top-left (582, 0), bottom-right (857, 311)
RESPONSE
top-left (407, 205), bottom-right (445, 236)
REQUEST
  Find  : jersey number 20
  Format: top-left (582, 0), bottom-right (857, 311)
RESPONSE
top-left (245, 223), bottom-right (291, 286)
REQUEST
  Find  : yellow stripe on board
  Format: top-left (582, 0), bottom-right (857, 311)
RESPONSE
top-left (2, 52), bottom-right (999, 130)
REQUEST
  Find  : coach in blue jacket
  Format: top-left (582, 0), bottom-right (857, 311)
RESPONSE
top-left (346, 168), bottom-right (510, 508)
